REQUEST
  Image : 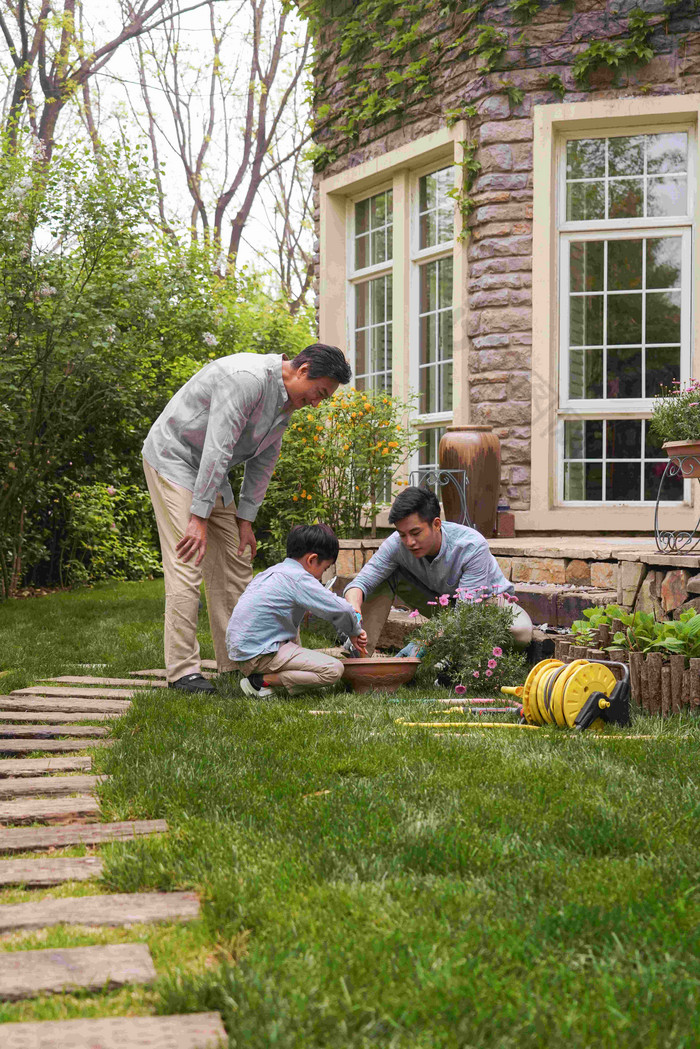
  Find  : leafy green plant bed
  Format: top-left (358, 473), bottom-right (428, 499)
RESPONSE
top-left (2, 582), bottom-right (700, 1044)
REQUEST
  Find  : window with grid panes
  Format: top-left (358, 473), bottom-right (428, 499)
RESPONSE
top-left (560, 130), bottom-right (690, 504)
top-left (352, 189), bottom-right (393, 393)
top-left (415, 167), bottom-right (454, 478)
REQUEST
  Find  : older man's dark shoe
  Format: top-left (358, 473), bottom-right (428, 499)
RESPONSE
top-left (168, 672), bottom-right (215, 693)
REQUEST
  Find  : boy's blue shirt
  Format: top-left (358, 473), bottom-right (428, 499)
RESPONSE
top-left (226, 558), bottom-right (360, 663)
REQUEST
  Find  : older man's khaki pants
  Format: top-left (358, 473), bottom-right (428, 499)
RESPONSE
top-left (143, 459), bottom-right (252, 682)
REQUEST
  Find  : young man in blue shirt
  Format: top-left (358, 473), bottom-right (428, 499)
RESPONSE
top-left (344, 486), bottom-right (532, 655)
top-left (226, 524), bottom-right (367, 698)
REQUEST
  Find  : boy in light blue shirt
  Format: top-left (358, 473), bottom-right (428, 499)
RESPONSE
top-left (226, 524), bottom-right (367, 697)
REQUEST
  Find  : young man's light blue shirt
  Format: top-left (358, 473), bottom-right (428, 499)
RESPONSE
top-left (344, 521), bottom-right (513, 602)
top-left (227, 558), bottom-right (361, 663)
top-left (142, 352), bottom-right (289, 521)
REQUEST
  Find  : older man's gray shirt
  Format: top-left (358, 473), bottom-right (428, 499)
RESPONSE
top-left (143, 352), bottom-right (290, 521)
top-left (344, 522), bottom-right (513, 601)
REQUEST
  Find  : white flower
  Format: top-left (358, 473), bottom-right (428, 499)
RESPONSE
top-left (144, 308), bottom-right (156, 321)
top-left (105, 324), bottom-right (117, 343)
top-left (39, 285), bottom-right (56, 297)
top-left (203, 332), bottom-right (219, 347)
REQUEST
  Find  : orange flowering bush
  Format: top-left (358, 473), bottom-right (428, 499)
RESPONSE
top-left (259, 387), bottom-right (419, 558)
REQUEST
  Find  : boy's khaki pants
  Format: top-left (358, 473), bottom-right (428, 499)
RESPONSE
top-left (143, 459), bottom-right (252, 682)
top-left (236, 641), bottom-right (345, 695)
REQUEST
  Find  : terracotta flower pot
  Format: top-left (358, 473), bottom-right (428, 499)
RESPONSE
top-left (438, 426), bottom-right (501, 538)
top-left (662, 439), bottom-right (700, 478)
top-left (342, 657), bottom-right (421, 694)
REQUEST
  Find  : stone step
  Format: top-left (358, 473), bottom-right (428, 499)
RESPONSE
top-left (0, 1012), bottom-right (227, 1048)
top-left (0, 695), bottom-right (130, 714)
top-left (513, 582), bottom-right (618, 628)
top-left (0, 739), bottom-right (111, 755)
top-left (0, 795), bottom-right (100, 825)
top-left (43, 675), bottom-right (165, 689)
top-left (0, 942), bottom-right (156, 1000)
top-left (0, 710), bottom-right (116, 723)
top-left (0, 890), bottom-right (200, 933)
top-left (0, 819), bottom-right (167, 854)
top-left (129, 668), bottom-right (214, 680)
top-left (0, 756), bottom-right (92, 777)
top-left (0, 774), bottom-right (102, 799)
top-left (13, 687), bottom-right (136, 699)
top-left (0, 724), bottom-right (109, 738)
top-left (0, 855), bottom-right (103, 887)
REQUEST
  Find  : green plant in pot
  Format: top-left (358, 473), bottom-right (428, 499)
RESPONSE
top-left (649, 380), bottom-right (700, 478)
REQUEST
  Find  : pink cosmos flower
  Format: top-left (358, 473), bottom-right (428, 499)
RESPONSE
top-left (487, 659), bottom-right (497, 669)
top-left (439, 594), bottom-right (450, 606)
top-left (455, 684), bottom-right (467, 696)
top-left (485, 669), bottom-right (493, 677)
top-left (492, 646), bottom-right (503, 657)
top-left (427, 600), bottom-right (437, 606)
top-left (472, 670), bottom-right (480, 678)
top-left (408, 609), bottom-right (420, 618)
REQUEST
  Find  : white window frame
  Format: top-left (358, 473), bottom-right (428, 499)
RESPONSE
top-left (347, 182), bottom-right (394, 394)
top-left (556, 124), bottom-right (694, 507)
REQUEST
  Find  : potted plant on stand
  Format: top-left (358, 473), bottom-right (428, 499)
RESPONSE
top-left (649, 379), bottom-right (700, 479)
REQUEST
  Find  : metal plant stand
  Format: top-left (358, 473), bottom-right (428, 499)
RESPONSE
top-left (408, 468), bottom-right (473, 527)
top-left (654, 453), bottom-right (700, 553)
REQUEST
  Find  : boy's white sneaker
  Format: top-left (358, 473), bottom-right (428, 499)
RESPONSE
top-left (240, 673), bottom-right (275, 699)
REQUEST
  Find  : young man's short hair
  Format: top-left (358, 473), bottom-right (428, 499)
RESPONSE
top-left (388, 486), bottom-right (441, 526)
top-left (286, 523), bottom-right (340, 562)
top-left (291, 343), bottom-right (352, 385)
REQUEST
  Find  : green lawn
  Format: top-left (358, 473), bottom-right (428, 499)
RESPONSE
top-left (1, 581), bottom-right (700, 1046)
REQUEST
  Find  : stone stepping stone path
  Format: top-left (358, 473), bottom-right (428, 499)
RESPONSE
top-left (0, 774), bottom-right (101, 798)
top-left (0, 794), bottom-right (100, 825)
top-left (0, 819), bottom-right (168, 853)
top-left (0, 723), bottom-right (109, 738)
top-left (0, 756), bottom-right (92, 776)
top-left (43, 675), bottom-right (166, 689)
top-left (1, 1012), bottom-right (227, 1048)
top-left (130, 668), bottom-right (214, 680)
top-left (0, 695), bottom-right (131, 714)
top-left (0, 942), bottom-right (156, 1000)
top-left (0, 856), bottom-right (104, 887)
top-left (13, 686), bottom-right (137, 699)
top-left (0, 670), bottom-right (225, 1043)
top-left (0, 890), bottom-right (200, 933)
top-left (0, 738), bottom-right (113, 754)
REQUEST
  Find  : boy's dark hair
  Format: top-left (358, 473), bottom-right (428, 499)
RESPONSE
top-left (388, 486), bottom-right (441, 525)
top-left (291, 343), bottom-right (352, 384)
top-left (286, 523), bottom-right (340, 562)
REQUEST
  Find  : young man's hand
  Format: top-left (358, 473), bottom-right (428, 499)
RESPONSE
top-left (351, 629), bottom-right (368, 656)
top-left (176, 514), bottom-right (208, 566)
top-left (237, 518), bottom-right (257, 559)
top-left (344, 586), bottom-right (364, 615)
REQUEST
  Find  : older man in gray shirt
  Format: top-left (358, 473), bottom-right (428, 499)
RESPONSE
top-left (344, 486), bottom-right (532, 655)
top-left (143, 343), bottom-right (351, 692)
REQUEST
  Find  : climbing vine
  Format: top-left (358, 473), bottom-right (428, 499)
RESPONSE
top-left (296, 0), bottom-right (698, 172)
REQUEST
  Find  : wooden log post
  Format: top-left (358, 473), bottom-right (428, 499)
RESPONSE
top-left (669, 654), bottom-right (686, 713)
top-left (645, 652), bottom-right (664, 716)
top-left (570, 645), bottom-right (588, 660)
top-left (640, 657), bottom-right (650, 714)
top-left (628, 651), bottom-right (644, 708)
top-left (690, 658), bottom-right (700, 708)
top-left (682, 668), bottom-right (692, 708)
top-left (661, 664), bottom-right (672, 717)
top-left (598, 624), bottom-right (611, 649)
top-left (559, 641), bottom-right (572, 663)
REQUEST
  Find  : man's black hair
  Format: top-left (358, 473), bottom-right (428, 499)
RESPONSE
top-left (286, 522), bottom-right (340, 562)
top-left (388, 486), bottom-right (441, 525)
top-left (291, 343), bottom-right (352, 384)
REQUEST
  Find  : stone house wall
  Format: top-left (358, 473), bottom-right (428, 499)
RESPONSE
top-left (307, 0), bottom-right (700, 511)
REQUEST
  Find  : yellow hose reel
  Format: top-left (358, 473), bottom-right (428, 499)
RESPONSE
top-left (502, 658), bottom-right (631, 732)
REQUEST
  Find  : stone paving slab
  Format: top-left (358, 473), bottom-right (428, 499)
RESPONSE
top-left (0, 774), bottom-right (102, 799)
top-left (130, 669), bottom-right (214, 680)
top-left (0, 696), bottom-right (131, 714)
top-left (0, 891), bottom-right (200, 933)
top-left (13, 687), bottom-right (136, 699)
top-left (0, 794), bottom-right (100, 825)
top-left (0, 819), bottom-right (167, 853)
top-left (0, 855), bottom-right (103, 887)
top-left (0, 710), bottom-right (115, 723)
top-left (0, 739), bottom-right (111, 755)
top-left (0, 1011), bottom-right (227, 1048)
top-left (0, 724), bottom-right (109, 738)
top-left (43, 676), bottom-right (166, 688)
top-left (0, 942), bottom-right (156, 1000)
top-left (0, 756), bottom-right (92, 777)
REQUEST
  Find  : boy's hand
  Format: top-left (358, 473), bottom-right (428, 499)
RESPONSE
top-left (352, 630), bottom-right (368, 656)
top-left (237, 518), bottom-right (257, 559)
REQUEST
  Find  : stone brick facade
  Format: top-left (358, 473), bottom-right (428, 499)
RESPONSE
top-left (307, 0), bottom-right (700, 510)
